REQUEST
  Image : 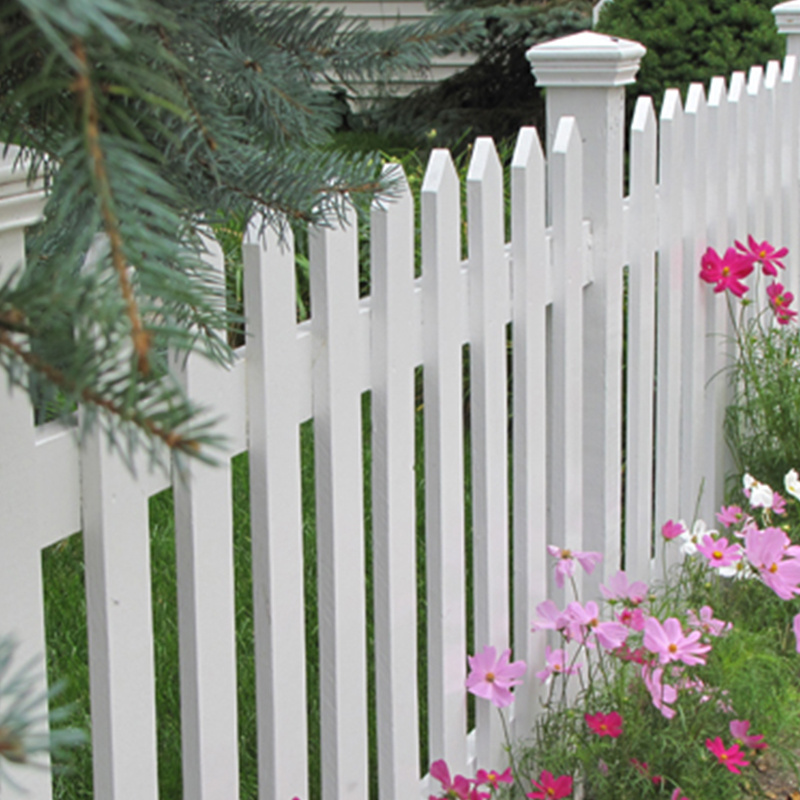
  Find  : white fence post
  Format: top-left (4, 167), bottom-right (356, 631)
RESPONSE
top-left (0, 147), bottom-right (54, 800)
top-left (774, 1), bottom-right (800, 59)
top-left (526, 32), bottom-right (645, 587)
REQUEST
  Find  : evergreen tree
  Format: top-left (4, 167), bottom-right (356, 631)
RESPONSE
top-left (0, 0), bottom-right (484, 465)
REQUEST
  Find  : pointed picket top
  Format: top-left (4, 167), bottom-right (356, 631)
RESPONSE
top-left (685, 82), bottom-right (706, 115)
top-left (661, 86), bottom-right (683, 123)
top-left (526, 30), bottom-right (646, 87)
top-left (765, 59), bottom-right (781, 90)
top-left (729, 71), bottom-right (746, 103)
top-left (632, 94), bottom-right (656, 138)
top-left (708, 75), bottom-right (727, 108)
top-left (748, 64), bottom-right (764, 96)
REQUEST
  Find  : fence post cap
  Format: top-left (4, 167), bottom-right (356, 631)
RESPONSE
top-left (774, 0), bottom-right (800, 35)
top-left (526, 30), bottom-right (646, 88)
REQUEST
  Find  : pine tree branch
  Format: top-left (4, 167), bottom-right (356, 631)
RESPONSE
top-left (71, 38), bottom-right (151, 376)
top-left (0, 329), bottom-right (201, 455)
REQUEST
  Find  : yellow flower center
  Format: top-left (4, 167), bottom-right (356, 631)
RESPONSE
top-left (722, 266), bottom-right (731, 276)
top-left (485, 671), bottom-right (495, 683)
top-left (668, 643), bottom-right (678, 654)
top-left (713, 550), bottom-right (723, 560)
top-left (769, 563), bottom-right (779, 574)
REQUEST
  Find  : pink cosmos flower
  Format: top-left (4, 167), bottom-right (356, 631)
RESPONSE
top-left (430, 759), bottom-right (472, 800)
top-left (729, 720), bottom-right (767, 751)
top-left (705, 737), bottom-right (749, 774)
top-left (772, 492), bottom-right (787, 515)
top-left (661, 519), bottom-right (686, 540)
top-left (547, 545), bottom-right (602, 589)
top-left (600, 570), bottom-right (648, 605)
top-left (535, 645), bottom-right (580, 683)
top-left (585, 711), bottom-right (623, 738)
top-left (767, 282), bottom-right (798, 324)
top-left (699, 246), bottom-right (753, 297)
top-left (735, 235), bottom-right (788, 276)
top-left (565, 601), bottom-right (629, 650)
top-left (696, 534), bottom-right (743, 569)
top-left (671, 789), bottom-right (690, 800)
top-left (475, 768), bottom-right (513, 790)
top-left (745, 526), bottom-right (800, 600)
top-left (643, 616), bottom-right (711, 666)
top-left (527, 771), bottom-right (573, 800)
top-left (530, 600), bottom-right (569, 634)
top-left (465, 646), bottom-right (526, 708)
top-left (641, 664), bottom-right (677, 719)
top-left (686, 606), bottom-right (731, 637)
top-left (716, 505), bottom-right (745, 528)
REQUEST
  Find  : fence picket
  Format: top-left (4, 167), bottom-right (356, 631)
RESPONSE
top-left (680, 84), bottom-right (709, 522)
top-left (81, 438), bottom-right (159, 800)
top-left (625, 96), bottom-right (657, 578)
top-left (781, 56), bottom-right (800, 301)
top-left (467, 137), bottom-right (511, 768)
top-left (654, 89), bottom-right (684, 571)
top-left (765, 61), bottom-right (782, 247)
top-left (510, 126), bottom-right (548, 737)
top-left (728, 72), bottom-right (749, 237)
top-left (243, 218), bottom-right (310, 799)
top-left (172, 234), bottom-right (240, 800)
top-left (310, 205), bottom-right (370, 799)
top-left (370, 165), bottom-right (421, 798)
top-left (705, 76), bottom-right (731, 512)
top-left (747, 66), bottom-right (766, 240)
top-left (549, 116), bottom-right (584, 598)
top-left (421, 149), bottom-right (468, 774)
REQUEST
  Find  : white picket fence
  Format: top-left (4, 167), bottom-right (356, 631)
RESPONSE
top-left (4, 7), bottom-right (800, 798)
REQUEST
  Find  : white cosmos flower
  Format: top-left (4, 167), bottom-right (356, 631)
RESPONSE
top-left (785, 469), bottom-right (800, 502)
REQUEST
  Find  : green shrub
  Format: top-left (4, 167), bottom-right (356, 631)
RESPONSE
top-left (596, 0), bottom-right (785, 113)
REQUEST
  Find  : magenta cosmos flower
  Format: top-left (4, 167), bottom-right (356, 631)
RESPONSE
top-left (429, 759), bottom-right (472, 800)
top-left (661, 519), bottom-right (686, 540)
top-left (475, 767), bottom-right (513, 791)
top-left (736, 235), bottom-right (788, 276)
top-left (699, 246), bottom-right (753, 297)
top-left (527, 770), bottom-right (573, 800)
top-left (643, 616), bottom-right (710, 666)
top-left (705, 737), bottom-right (749, 774)
top-left (465, 645), bottom-right (526, 708)
top-left (766, 282), bottom-right (798, 324)
top-left (585, 710), bottom-right (623, 738)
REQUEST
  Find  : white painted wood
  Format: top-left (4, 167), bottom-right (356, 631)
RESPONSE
top-left (654, 89), bottom-right (684, 573)
top-left (705, 76), bottom-right (732, 513)
top-left (747, 66), bottom-right (766, 240)
top-left (0, 212), bottom-right (54, 800)
top-left (549, 116), bottom-right (584, 599)
top-left (421, 148), bottom-right (467, 773)
top-left (81, 430), bottom-right (159, 800)
top-left (781, 56), bottom-right (800, 302)
top-left (625, 96), bottom-right (657, 580)
top-left (467, 137), bottom-right (510, 769)
top-left (510, 126), bottom-right (548, 737)
top-left (728, 72), bottom-right (749, 238)
top-left (680, 83), bottom-right (708, 523)
top-left (765, 61), bottom-right (782, 247)
top-left (369, 165), bottom-right (421, 798)
top-left (243, 218), bottom-right (310, 799)
top-left (309, 204), bottom-right (370, 799)
top-left (172, 234), bottom-right (240, 800)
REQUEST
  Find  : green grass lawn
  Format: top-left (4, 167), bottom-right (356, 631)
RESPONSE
top-left (42, 386), bottom-right (479, 799)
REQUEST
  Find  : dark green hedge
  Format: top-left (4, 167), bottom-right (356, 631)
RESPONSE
top-left (596, 0), bottom-right (785, 111)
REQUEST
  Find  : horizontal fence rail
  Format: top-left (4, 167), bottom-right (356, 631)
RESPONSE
top-left (3, 26), bottom-right (800, 800)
